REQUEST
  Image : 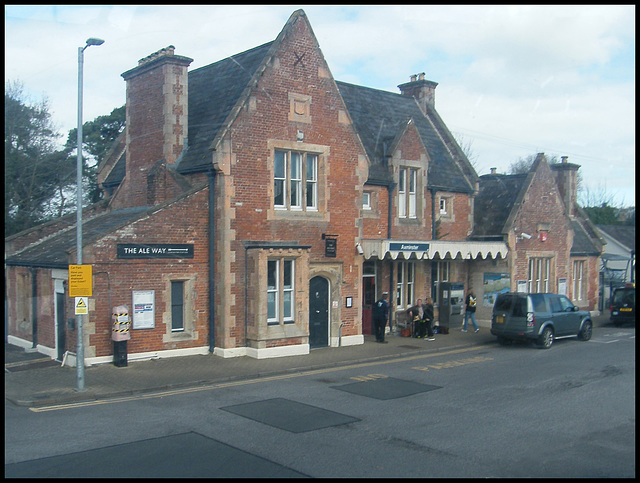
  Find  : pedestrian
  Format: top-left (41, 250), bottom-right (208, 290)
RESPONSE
top-left (373, 292), bottom-right (390, 343)
top-left (407, 299), bottom-right (424, 338)
top-left (423, 297), bottom-right (435, 340)
top-left (463, 290), bottom-right (479, 332)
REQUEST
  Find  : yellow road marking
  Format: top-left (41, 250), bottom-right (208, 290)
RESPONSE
top-left (29, 346), bottom-right (486, 412)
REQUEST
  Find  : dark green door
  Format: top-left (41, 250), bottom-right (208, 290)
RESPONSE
top-left (56, 292), bottom-right (66, 361)
top-left (309, 276), bottom-right (329, 348)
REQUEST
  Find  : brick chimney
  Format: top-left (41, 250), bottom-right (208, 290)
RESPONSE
top-left (120, 46), bottom-right (193, 207)
top-left (398, 72), bottom-right (438, 114)
top-left (550, 155), bottom-right (580, 217)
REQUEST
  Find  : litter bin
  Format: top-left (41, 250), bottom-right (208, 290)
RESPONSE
top-left (113, 340), bottom-right (128, 367)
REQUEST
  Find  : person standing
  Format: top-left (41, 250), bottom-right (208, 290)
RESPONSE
top-left (373, 292), bottom-right (390, 343)
top-left (464, 290), bottom-right (479, 332)
top-left (423, 297), bottom-right (435, 340)
top-left (407, 299), bottom-right (424, 338)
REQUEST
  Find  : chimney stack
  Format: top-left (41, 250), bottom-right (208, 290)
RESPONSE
top-left (490, 167), bottom-right (497, 175)
top-left (120, 46), bottom-right (193, 207)
top-left (398, 72), bottom-right (438, 115)
top-left (550, 155), bottom-right (580, 217)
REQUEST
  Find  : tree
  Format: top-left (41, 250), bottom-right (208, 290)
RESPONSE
top-left (64, 105), bottom-right (125, 204)
top-left (5, 81), bottom-right (73, 236)
top-left (582, 203), bottom-right (621, 225)
top-left (5, 80), bottom-right (125, 237)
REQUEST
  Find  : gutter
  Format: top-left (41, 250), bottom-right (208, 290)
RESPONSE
top-left (207, 168), bottom-right (217, 353)
top-left (29, 268), bottom-right (37, 348)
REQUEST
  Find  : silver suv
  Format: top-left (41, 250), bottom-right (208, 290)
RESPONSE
top-left (491, 293), bottom-right (592, 349)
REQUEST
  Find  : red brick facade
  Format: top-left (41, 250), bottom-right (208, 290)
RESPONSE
top-left (5, 10), bottom-right (602, 364)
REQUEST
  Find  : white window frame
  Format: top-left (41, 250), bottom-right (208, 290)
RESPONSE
top-left (433, 261), bottom-right (449, 306)
top-left (528, 257), bottom-right (551, 293)
top-left (267, 258), bottom-right (295, 325)
top-left (274, 151), bottom-right (287, 208)
top-left (573, 260), bottom-right (584, 302)
top-left (439, 198), bottom-right (447, 215)
top-left (398, 168), bottom-right (407, 218)
top-left (362, 192), bottom-right (371, 210)
top-left (306, 154), bottom-right (318, 211)
top-left (267, 260), bottom-right (279, 323)
top-left (408, 169), bottom-right (417, 218)
top-left (396, 261), bottom-right (415, 309)
top-left (283, 259), bottom-right (294, 322)
top-left (274, 149), bottom-right (318, 211)
top-left (290, 152), bottom-right (302, 209)
top-left (398, 168), bottom-right (418, 219)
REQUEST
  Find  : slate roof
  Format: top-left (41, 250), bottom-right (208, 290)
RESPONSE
top-left (571, 219), bottom-right (603, 256)
top-left (102, 39), bottom-right (475, 194)
top-left (177, 41), bottom-right (275, 174)
top-left (473, 173), bottom-right (528, 236)
top-left (596, 224), bottom-right (636, 251)
top-left (336, 81), bottom-right (474, 193)
top-left (5, 206), bottom-right (151, 269)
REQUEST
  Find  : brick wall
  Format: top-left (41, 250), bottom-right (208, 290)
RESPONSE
top-left (87, 188), bottom-right (210, 357)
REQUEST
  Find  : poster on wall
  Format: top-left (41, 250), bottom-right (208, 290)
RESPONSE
top-left (517, 280), bottom-right (528, 293)
top-left (483, 273), bottom-right (511, 306)
top-left (558, 278), bottom-right (567, 295)
top-left (132, 290), bottom-right (155, 329)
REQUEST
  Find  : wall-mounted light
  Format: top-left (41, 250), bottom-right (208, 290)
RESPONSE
top-left (356, 242), bottom-right (364, 255)
top-left (296, 130), bottom-right (304, 142)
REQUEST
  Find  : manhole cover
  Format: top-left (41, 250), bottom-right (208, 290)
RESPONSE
top-left (220, 397), bottom-right (360, 433)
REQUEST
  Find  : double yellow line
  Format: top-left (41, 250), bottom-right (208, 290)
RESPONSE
top-left (30, 346), bottom-right (485, 413)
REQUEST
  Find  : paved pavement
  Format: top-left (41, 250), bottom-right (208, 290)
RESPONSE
top-left (5, 315), bottom-right (611, 408)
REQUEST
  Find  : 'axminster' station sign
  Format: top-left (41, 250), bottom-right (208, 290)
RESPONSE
top-left (117, 244), bottom-right (194, 259)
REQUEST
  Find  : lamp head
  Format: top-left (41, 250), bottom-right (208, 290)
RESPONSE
top-left (86, 38), bottom-right (105, 46)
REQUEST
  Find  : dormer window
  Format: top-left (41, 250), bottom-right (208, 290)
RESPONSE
top-left (398, 167), bottom-right (418, 219)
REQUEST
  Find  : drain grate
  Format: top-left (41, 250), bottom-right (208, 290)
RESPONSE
top-left (220, 397), bottom-right (360, 433)
top-left (332, 377), bottom-right (442, 400)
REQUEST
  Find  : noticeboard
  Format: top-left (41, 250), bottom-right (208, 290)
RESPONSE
top-left (132, 290), bottom-right (155, 329)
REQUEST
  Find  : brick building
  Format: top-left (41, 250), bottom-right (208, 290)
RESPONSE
top-left (5, 10), bottom-right (603, 364)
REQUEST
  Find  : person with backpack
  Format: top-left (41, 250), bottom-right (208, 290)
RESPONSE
top-left (463, 290), bottom-right (479, 332)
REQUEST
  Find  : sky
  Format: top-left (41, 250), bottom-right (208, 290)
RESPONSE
top-left (5, 5), bottom-right (636, 207)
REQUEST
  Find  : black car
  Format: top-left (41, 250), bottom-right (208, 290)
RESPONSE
top-left (610, 285), bottom-right (635, 326)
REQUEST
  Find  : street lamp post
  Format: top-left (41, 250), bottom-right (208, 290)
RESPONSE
top-left (76, 37), bottom-right (104, 392)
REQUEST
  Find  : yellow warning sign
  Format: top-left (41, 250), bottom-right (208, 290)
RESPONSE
top-left (75, 297), bottom-right (89, 315)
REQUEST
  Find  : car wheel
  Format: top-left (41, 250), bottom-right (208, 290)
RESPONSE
top-left (577, 320), bottom-right (592, 341)
top-left (537, 326), bottom-right (553, 349)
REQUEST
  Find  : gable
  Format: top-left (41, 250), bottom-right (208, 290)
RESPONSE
top-left (336, 81), bottom-right (474, 193)
top-left (474, 173), bottom-right (528, 236)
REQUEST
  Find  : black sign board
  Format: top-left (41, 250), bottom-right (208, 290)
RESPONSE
top-left (325, 238), bottom-right (337, 258)
top-left (117, 244), bottom-right (194, 259)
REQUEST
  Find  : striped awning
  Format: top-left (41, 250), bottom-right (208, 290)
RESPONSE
top-left (360, 239), bottom-right (508, 260)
